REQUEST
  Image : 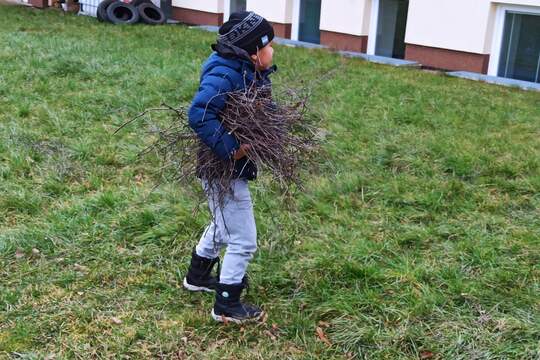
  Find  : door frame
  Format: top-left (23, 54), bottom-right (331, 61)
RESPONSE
top-left (487, 4), bottom-right (540, 77)
top-left (291, 0), bottom-right (301, 40)
top-left (367, 0), bottom-right (379, 55)
top-left (291, 0), bottom-right (322, 42)
top-left (223, 0), bottom-right (231, 22)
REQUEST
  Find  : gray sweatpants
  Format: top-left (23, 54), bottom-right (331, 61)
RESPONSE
top-left (195, 179), bottom-right (257, 285)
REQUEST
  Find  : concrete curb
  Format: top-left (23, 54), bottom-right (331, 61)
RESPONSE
top-left (447, 71), bottom-right (540, 92)
top-left (338, 50), bottom-right (420, 67)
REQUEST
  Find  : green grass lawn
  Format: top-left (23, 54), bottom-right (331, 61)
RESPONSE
top-left (1, 5), bottom-right (539, 359)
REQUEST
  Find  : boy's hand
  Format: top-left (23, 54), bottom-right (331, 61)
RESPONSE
top-left (233, 144), bottom-right (251, 160)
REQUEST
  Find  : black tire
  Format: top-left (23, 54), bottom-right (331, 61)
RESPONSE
top-left (96, 0), bottom-right (116, 22)
top-left (137, 3), bottom-right (165, 25)
top-left (130, 0), bottom-right (150, 7)
top-left (106, 2), bottom-right (140, 24)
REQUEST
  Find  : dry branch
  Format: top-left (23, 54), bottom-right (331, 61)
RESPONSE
top-left (118, 83), bottom-right (321, 206)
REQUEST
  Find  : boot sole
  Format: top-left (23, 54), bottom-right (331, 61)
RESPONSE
top-left (211, 309), bottom-right (265, 324)
top-left (183, 278), bottom-right (214, 293)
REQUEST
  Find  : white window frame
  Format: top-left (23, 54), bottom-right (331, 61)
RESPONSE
top-left (367, 0), bottom-right (379, 55)
top-left (223, 0), bottom-right (232, 22)
top-left (487, 4), bottom-right (540, 77)
top-left (291, 0), bottom-right (301, 41)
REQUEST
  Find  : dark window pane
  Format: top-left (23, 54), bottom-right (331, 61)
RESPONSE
top-left (230, 0), bottom-right (246, 13)
top-left (299, 0), bottom-right (321, 44)
top-left (392, 0), bottom-right (409, 58)
top-left (498, 12), bottom-right (540, 83)
top-left (376, 0), bottom-right (409, 59)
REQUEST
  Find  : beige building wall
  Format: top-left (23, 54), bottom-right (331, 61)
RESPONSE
top-left (405, 0), bottom-right (492, 54)
top-left (318, 0), bottom-right (372, 52)
top-left (405, 0), bottom-right (540, 54)
top-left (171, 0), bottom-right (223, 13)
top-left (246, 0), bottom-right (294, 37)
top-left (404, 0), bottom-right (540, 73)
top-left (170, 0), bottom-right (224, 25)
top-left (319, 0), bottom-right (372, 36)
top-left (246, 0), bottom-right (294, 24)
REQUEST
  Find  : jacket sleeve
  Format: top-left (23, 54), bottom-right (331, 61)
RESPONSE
top-left (188, 72), bottom-right (240, 161)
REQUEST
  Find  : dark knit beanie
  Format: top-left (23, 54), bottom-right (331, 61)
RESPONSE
top-left (217, 11), bottom-right (275, 55)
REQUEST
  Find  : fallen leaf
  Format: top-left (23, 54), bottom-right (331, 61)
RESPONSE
top-left (264, 330), bottom-right (277, 341)
top-left (210, 338), bottom-right (227, 350)
top-left (15, 248), bottom-right (25, 259)
top-left (316, 326), bottom-right (331, 346)
top-left (420, 351), bottom-right (434, 359)
top-left (174, 350), bottom-right (187, 360)
top-left (111, 317), bottom-right (122, 325)
top-left (134, 173), bottom-right (144, 184)
top-left (73, 263), bottom-right (89, 272)
top-left (287, 345), bottom-right (303, 354)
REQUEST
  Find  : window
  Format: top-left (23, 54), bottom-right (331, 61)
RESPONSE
top-left (224, 0), bottom-right (246, 22)
top-left (298, 0), bottom-right (321, 43)
top-left (230, 0), bottom-right (246, 14)
top-left (498, 12), bottom-right (540, 83)
top-left (375, 0), bottom-right (409, 59)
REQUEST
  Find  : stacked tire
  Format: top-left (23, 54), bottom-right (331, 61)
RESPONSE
top-left (97, 0), bottom-right (166, 25)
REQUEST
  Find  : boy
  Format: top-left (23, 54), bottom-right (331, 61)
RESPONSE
top-left (183, 11), bottom-right (276, 324)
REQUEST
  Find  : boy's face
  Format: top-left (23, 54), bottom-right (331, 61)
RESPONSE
top-left (251, 42), bottom-right (274, 71)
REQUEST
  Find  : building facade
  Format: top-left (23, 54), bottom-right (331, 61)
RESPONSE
top-left (171, 0), bottom-right (540, 83)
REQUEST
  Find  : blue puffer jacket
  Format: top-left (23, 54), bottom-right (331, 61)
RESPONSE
top-left (188, 43), bottom-right (277, 180)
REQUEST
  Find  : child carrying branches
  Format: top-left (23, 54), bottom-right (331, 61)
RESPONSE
top-left (183, 11), bottom-right (276, 324)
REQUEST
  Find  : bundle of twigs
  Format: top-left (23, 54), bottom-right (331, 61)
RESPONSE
top-left (117, 83), bottom-right (320, 205)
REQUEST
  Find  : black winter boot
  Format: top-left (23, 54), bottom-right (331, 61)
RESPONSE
top-left (212, 282), bottom-right (264, 324)
top-left (183, 249), bottom-right (220, 292)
